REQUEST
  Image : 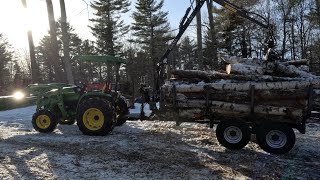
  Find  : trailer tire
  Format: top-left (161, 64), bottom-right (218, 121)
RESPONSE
top-left (256, 123), bottom-right (295, 154)
top-left (216, 121), bottom-right (251, 150)
top-left (32, 110), bottom-right (58, 133)
top-left (77, 98), bottom-right (114, 136)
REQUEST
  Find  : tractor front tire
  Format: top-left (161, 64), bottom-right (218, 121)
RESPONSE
top-left (32, 110), bottom-right (58, 133)
top-left (76, 98), bottom-right (114, 136)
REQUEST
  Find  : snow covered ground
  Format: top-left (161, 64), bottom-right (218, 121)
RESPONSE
top-left (0, 106), bottom-right (319, 179)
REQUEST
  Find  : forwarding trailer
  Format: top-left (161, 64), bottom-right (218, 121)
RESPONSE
top-left (139, 0), bottom-right (317, 154)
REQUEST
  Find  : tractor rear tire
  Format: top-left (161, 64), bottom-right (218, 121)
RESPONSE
top-left (76, 98), bottom-right (114, 136)
top-left (116, 97), bottom-right (129, 126)
top-left (32, 110), bottom-right (58, 133)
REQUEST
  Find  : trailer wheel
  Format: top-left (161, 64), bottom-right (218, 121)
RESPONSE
top-left (76, 98), bottom-right (114, 136)
top-left (32, 110), bottom-right (58, 133)
top-left (256, 123), bottom-right (295, 154)
top-left (216, 121), bottom-right (251, 150)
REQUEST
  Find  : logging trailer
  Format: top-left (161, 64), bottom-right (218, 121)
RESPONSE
top-left (139, 0), bottom-right (314, 154)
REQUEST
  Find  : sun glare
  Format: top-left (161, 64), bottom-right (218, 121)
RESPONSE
top-left (0, 0), bottom-right (48, 48)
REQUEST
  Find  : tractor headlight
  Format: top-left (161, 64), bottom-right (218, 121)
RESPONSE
top-left (13, 91), bottom-right (25, 100)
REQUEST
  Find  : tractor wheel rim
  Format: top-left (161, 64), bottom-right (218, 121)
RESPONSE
top-left (36, 115), bottom-right (51, 129)
top-left (266, 130), bottom-right (287, 149)
top-left (223, 126), bottom-right (243, 144)
top-left (83, 108), bottom-right (104, 131)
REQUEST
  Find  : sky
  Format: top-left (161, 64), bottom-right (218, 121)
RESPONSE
top-left (0, 0), bottom-right (209, 52)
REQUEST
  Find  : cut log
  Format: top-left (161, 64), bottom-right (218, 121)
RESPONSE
top-left (171, 70), bottom-right (317, 83)
top-left (172, 90), bottom-right (307, 104)
top-left (298, 65), bottom-right (310, 72)
top-left (178, 109), bottom-right (202, 117)
top-left (172, 81), bottom-right (314, 93)
top-left (275, 63), bottom-right (317, 79)
top-left (174, 92), bottom-right (249, 102)
top-left (221, 55), bottom-right (309, 67)
top-left (176, 100), bottom-right (303, 117)
top-left (220, 55), bottom-right (263, 66)
top-left (226, 64), bottom-right (264, 75)
top-left (283, 59), bottom-right (309, 66)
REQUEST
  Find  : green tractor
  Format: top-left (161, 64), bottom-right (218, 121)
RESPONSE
top-left (32, 55), bottom-right (129, 136)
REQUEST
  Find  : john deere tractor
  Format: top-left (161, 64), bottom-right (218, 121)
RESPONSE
top-left (32, 55), bottom-right (129, 136)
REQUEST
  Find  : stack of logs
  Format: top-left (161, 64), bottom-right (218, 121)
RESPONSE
top-left (162, 56), bottom-right (320, 120)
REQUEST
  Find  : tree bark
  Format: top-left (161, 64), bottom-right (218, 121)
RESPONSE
top-left (206, 0), bottom-right (218, 69)
top-left (175, 100), bottom-right (303, 117)
top-left (316, 0), bottom-right (320, 27)
top-left (46, 0), bottom-right (63, 82)
top-left (226, 64), bottom-right (264, 75)
top-left (171, 69), bottom-right (316, 83)
top-left (21, 0), bottom-right (38, 83)
top-left (276, 63), bottom-right (317, 78)
top-left (196, 0), bottom-right (203, 69)
top-left (170, 80), bottom-right (318, 93)
top-left (60, 0), bottom-right (74, 84)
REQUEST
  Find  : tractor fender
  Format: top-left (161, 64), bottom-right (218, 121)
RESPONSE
top-left (77, 92), bottom-right (114, 109)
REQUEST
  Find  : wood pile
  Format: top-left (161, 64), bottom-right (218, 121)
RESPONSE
top-left (161, 56), bottom-right (319, 120)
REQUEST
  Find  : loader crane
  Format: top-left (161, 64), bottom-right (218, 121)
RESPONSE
top-left (155, 0), bottom-right (277, 98)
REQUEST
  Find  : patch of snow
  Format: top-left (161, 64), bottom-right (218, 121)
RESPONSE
top-left (0, 106), bottom-right (319, 179)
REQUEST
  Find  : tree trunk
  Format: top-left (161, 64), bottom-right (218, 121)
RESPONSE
top-left (21, 0), bottom-right (38, 83)
top-left (240, 25), bottom-right (248, 58)
top-left (290, 19), bottom-right (296, 60)
top-left (282, 18), bottom-right (287, 61)
top-left (60, 0), bottom-right (74, 84)
top-left (170, 69), bottom-right (272, 82)
top-left (316, 0), bottom-right (320, 28)
top-left (196, 0), bottom-right (203, 69)
top-left (206, 0), bottom-right (218, 69)
top-left (46, 0), bottom-right (63, 82)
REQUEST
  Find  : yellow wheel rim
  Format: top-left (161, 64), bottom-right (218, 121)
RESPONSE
top-left (83, 108), bottom-right (104, 131)
top-left (36, 115), bottom-right (51, 129)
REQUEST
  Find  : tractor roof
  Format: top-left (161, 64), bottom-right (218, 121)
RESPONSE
top-left (73, 55), bottom-right (127, 64)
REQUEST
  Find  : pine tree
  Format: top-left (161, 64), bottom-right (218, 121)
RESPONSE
top-left (76, 40), bottom-right (97, 83)
top-left (0, 34), bottom-right (14, 95)
top-left (46, 0), bottom-right (64, 82)
top-left (132, 0), bottom-right (171, 88)
top-left (205, 0), bottom-right (218, 69)
top-left (90, 0), bottom-right (130, 82)
top-left (213, 0), bottom-right (260, 58)
top-left (36, 21), bottom-right (83, 83)
top-left (179, 36), bottom-right (196, 70)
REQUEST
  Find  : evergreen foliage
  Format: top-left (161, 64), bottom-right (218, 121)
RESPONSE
top-left (131, 0), bottom-right (171, 87)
